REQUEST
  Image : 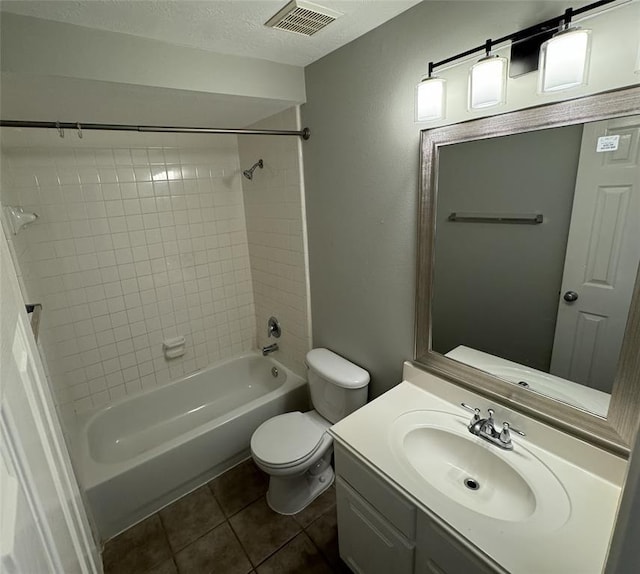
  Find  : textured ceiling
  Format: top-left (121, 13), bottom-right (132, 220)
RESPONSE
top-left (0, 0), bottom-right (423, 67)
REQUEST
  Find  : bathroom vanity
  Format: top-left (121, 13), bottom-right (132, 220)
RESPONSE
top-left (330, 362), bottom-right (625, 574)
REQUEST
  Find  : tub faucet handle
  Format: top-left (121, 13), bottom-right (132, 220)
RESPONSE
top-left (267, 316), bottom-right (281, 338)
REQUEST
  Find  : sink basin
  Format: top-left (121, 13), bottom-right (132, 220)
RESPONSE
top-left (390, 410), bottom-right (570, 528)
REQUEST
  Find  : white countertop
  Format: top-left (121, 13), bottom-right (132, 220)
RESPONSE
top-left (330, 363), bottom-right (625, 574)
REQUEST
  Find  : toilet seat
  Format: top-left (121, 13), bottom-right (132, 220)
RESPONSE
top-left (251, 411), bottom-right (328, 469)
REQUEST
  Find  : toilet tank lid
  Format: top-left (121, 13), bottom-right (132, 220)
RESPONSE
top-left (306, 348), bottom-right (370, 389)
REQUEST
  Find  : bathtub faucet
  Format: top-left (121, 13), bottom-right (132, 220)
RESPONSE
top-left (262, 343), bottom-right (279, 356)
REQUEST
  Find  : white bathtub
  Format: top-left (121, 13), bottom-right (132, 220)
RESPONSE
top-left (71, 352), bottom-right (308, 540)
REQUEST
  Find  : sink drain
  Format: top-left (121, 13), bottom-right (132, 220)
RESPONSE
top-left (464, 477), bottom-right (480, 491)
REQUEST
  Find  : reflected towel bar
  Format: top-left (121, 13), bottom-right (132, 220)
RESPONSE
top-left (448, 212), bottom-right (543, 224)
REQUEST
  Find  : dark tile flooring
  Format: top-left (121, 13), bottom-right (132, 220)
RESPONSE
top-left (102, 459), bottom-right (348, 574)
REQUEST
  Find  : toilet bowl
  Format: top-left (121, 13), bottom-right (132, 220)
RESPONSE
top-left (251, 410), bottom-right (334, 514)
top-left (250, 348), bottom-right (370, 515)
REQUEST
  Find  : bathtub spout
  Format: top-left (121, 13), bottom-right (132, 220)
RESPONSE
top-left (262, 343), bottom-right (279, 356)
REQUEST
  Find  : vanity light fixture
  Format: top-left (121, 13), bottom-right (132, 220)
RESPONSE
top-left (414, 0), bottom-right (618, 122)
top-left (416, 63), bottom-right (446, 121)
top-left (538, 9), bottom-right (592, 93)
top-left (468, 40), bottom-right (508, 109)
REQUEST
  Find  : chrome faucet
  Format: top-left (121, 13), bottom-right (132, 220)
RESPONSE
top-left (262, 343), bottom-right (279, 356)
top-left (461, 403), bottom-right (525, 450)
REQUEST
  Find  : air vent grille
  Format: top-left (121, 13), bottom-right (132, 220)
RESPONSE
top-left (265, 1), bottom-right (342, 36)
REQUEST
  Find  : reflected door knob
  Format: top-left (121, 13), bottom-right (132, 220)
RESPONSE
top-left (563, 291), bottom-right (579, 302)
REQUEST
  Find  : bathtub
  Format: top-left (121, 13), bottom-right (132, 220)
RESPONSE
top-left (71, 352), bottom-right (308, 541)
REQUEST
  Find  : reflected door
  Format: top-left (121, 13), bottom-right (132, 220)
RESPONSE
top-left (550, 116), bottom-right (640, 392)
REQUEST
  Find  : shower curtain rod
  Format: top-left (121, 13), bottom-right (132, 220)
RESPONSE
top-left (0, 120), bottom-right (311, 140)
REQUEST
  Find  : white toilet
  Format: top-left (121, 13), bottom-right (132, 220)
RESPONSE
top-left (250, 348), bottom-right (370, 515)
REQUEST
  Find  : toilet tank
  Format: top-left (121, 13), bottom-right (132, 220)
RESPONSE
top-left (306, 348), bottom-right (370, 424)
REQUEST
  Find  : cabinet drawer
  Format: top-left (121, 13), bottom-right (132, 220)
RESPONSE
top-left (335, 443), bottom-right (416, 539)
top-left (336, 477), bottom-right (414, 574)
top-left (416, 511), bottom-right (499, 574)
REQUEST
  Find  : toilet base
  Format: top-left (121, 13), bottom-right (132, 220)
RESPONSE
top-left (265, 464), bottom-right (335, 515)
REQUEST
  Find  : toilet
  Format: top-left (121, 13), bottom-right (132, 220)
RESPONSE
top-left (250, 348), bottom-right (370, 515)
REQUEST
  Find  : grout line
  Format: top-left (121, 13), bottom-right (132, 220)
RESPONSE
top-left (225, 517), bottom-right (254, 573)
top-left (250, 529), bottom-right (303, 570)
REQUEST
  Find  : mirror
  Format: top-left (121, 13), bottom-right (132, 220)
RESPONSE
top-left (416, 86), bottom-right (640, 455)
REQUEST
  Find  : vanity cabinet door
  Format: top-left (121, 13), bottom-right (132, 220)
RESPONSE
top-left (336, 477), bottom-right (415, 574)
top-left (415, 511), bottom-right (500, 574)
top-left (334, 443), bottom-right (416, 539)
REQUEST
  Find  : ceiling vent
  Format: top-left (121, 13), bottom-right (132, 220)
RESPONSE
top-left (265, 0), bottom-right (342, 37)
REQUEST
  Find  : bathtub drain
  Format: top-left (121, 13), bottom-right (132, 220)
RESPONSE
top-left (271, 367), bottom-right (279, 378)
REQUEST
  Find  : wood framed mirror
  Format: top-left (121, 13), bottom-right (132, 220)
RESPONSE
top-left (416, 86), bottom-right (640, 456)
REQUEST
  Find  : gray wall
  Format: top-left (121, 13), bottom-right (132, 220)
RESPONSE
top-left (301, 1), bottom-right (580, 398)
top-left (431, 126), bottom-right (583, 371)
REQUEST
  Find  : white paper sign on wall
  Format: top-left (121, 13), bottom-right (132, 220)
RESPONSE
top-left (596, 135), bottom-right (620, 152)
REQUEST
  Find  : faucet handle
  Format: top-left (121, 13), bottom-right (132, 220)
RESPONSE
top-left (460, 403), bottom-right (481, 425)
top-left (499, 422), bottom-right (526, 445)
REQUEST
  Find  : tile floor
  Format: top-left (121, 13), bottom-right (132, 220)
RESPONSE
top-left (102, 459), bottom-right (348, 574)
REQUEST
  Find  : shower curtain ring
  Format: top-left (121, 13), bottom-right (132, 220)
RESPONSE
top-left (56, 121), bottom-right (64, 138)
top-left (77, 123), bottom-right (83, 139)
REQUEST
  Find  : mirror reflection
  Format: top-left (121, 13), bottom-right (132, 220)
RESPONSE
top-left (431, 114), bottom-right (640, 417)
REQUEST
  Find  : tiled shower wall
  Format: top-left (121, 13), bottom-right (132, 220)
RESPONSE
top-left (238, 108), bottom-right (312, 376)
top-left (1, 131), bottom-right (256, 417)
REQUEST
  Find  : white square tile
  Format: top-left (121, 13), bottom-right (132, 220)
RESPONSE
top-left (117, 168), bottom-right (136, 183)
top-left (107, 296), bottom-right (126, 314)
top-left (106, 371), bottom-right (125, 388)
top-left (95, 150), bottom-right (115, 167)
top-left (102, 358), bottom-right (121, 374)
top-left (114, 149), bottom-right (133, 165)
top-left (126, 215), bottom-right (145, 231)
top-left (123, 199), bottom-right (141, 215)
top-left (101, 183), bottom-right (121, 201)
top-left (78, 167), bottom-right (100, 185)
top-left (108, 385), bottom-right (127, 401)
top-left (120, 182), bottom-right (138, 199)
top-left (131, 149), bottom-right (148, 165)
top-left (98, 168), bottom-right (118, 183)
top-left (97, 251), bottom-right (117, 268)
top-left (86, 202), bottom-right (107, 219)
top-left (105, 200), bottom-right (125, 217)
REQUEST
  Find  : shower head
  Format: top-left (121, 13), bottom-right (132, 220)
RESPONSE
top-left (242, 159), bottom-right (264, 180)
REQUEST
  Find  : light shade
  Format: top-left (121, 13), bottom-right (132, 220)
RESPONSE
top-left (468, 55), bottom-right (508, 110)
top-left (415, 76), bottom-right (446, 121)
top-left (538, 27), bottom-right (591, 92)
